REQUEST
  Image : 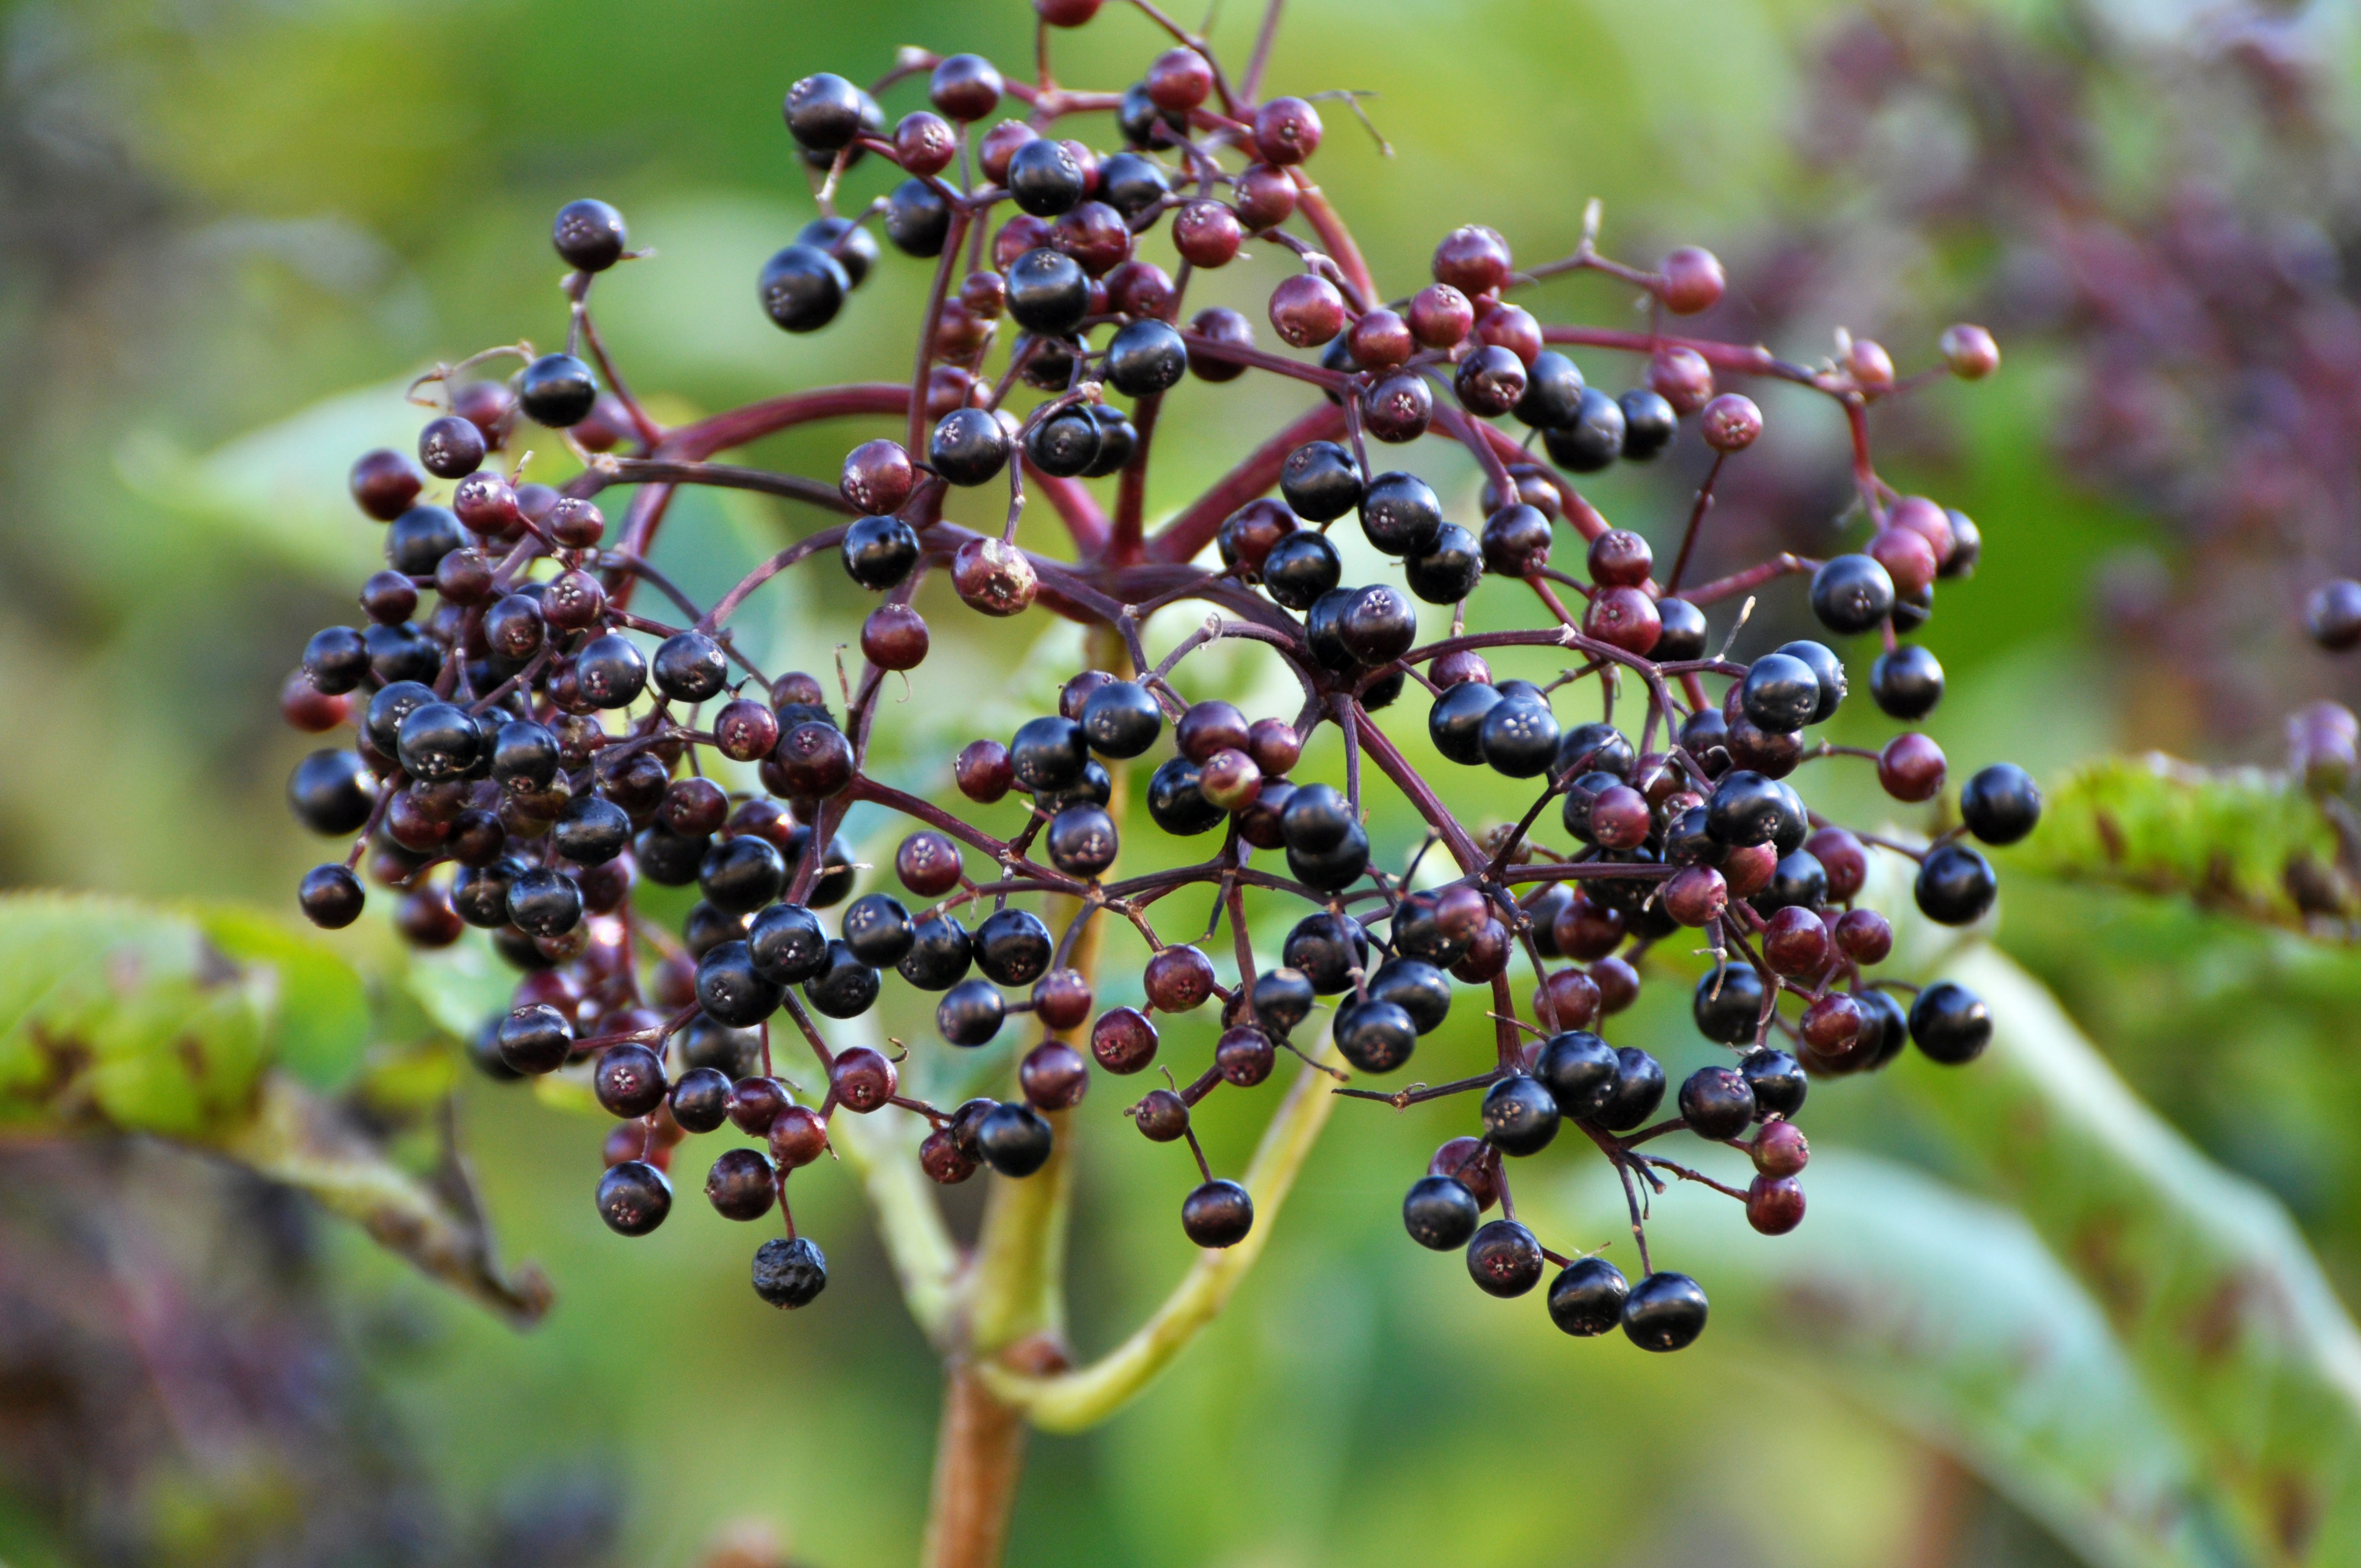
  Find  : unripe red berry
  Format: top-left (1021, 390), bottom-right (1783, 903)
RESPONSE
top-left (1233, 163), bottom-right (1296, 230)
top-left (1245, 716), bottom-right (1301, 776)
top-left (1847, 337), bottom-right (1895, 393)
top-left (1143, 945), bottom-right (1216, 1011)
top-left (1761, 905), bottom-right (1830, 978)
top-left (1020, 1041), bottom-right (1090, 1110)
top-left (1868, 525), bottom-right (1938, 597)
top-left (1104, 259), bottom-right (1174, 319)
top-left (1876, 732), bottom-right (1946, 802)
top-left (1662, 864), bottom-right (1727, 926)
top-left (1587, 529), bottom-right (1653, 588)
top-left (1253, 97), bottom-right (1323, 164)
top-left (1660, 247), bottom-right (1725, 314)
top-left (955, 738), bottom-right (1015, 802)
top-left (1745, 1174), bottom-right (1805, 1234)
top-left (895, 111), bottom-right (958, 176)
top-left (1473, 303), bottom-right (1541, 367)
top-left (714, 699), bottom-right (779, 764)
top-left (1198, 748), bottom-right (1261, 811)
top-left (1176, 700), bottom-right (1250, 763)
top-left (1432, 225), bottom-right (1513, 296)
top-left (1533, 967), bottom-right (1602, 1031)
top-left (1407, 284), bottom-right (1474, 349)
top-left (861, 603), bottom-right (929, 671)
top-left (1052, 200), bottom-right (1131, 276)
top-left (1647, 345), bottom-right (1714, 415)
top-left (1753, 1118), bottom-right (1809, 1177)
top-left (1584, 586), bottom-right (1662, 655)
top-left (953, 537), bottom-right (1039, 617)
top-left (1804, 826), bottom-right (1868, 901)
top-left (1035, 0), bottom-right (1100, 24)
top-left (1348, 307), bottom-right (1415, 368)
top-left (1939, 323), bottom-right (1999, 379)
top-left (1833, 907), bottom-right (1892, 965)
top-left (979, 119), bottom-right (1036, 185)
top-left (1032, 969), bottom-right (1095, 1031)
top-left (1172, 200), bottom-right (1242, 267)
top-left (1363, 371), bottom-right (1433, 442)
top-left (1800, 993), bottom-right (1862, 1052)
top-left (1091, 1006), bottom-right (1158, 1072)
top-left (1146, 46), bottom-right (1214, 111)
top-left (1699, 393), bottom-right (1761, 451)
top-left (1722, 843), bottom-right (1777, 900)
top-left (1269, 273), bottom-right (1346, 348)
top-left (1888, 496), bottom-right (1956, 567)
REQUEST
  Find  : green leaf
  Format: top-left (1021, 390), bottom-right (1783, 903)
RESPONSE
top-left (0, 891), bottom-right (546, 1324)
top-left (1898, 945), bottom-right (2361, 1564)
top-left (1544, 1153), bottom-right (2235, 1568)
top-left (2008, 753), bottom-right (2344, 930)
top-left (0, 892), bottom-right (275, 1137)
top-left (189, 901), bottom-right (373, 1090)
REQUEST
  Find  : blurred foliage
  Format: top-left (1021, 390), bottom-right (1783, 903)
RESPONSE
top-left (7, 0), bottom-right (2361, 1566)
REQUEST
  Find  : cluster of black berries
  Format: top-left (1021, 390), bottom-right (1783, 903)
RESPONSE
top-left (278, 0), bottom-right (2029, 1341)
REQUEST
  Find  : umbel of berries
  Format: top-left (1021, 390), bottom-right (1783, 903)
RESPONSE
top-left (278, 10), bottom-right (2021, 1518)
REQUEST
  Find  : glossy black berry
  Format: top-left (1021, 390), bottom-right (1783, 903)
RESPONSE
top-left (299, 863), bottom-right (365, 929)
top-left (553, 198), bottom-right (628, 272)
top-left (1652, 597), bottom-right (1708, 663)
top-left (493, 1004), bottom-right (570, 1075)
top-left (593, 1042), bottom-right (668, 1119)
top-left (784, 73), bottom-right (867, 150)
top-left (1009, 715), bottom-right (1089, 793)
top-left (1181, 1180), bottom-right (1254, 1248)
top-left (1481, 1074), bottom-right (1561, 1156)
top-left (1079, 680), bottom-right (1162, 759)
top-left (1811, 553), bottom-right (1896, 636)
top-left (1753, 850), bottom-right (1827, 916)
top-left (596, 1161), bottom-right (671, 1236)
top-left (1337, 583), bottom-right (1417, 665)
top-left (1857, 985), bottom-right (1911, 1070)
top-left (1910, 981), bottom-right (1992, 1064)
top-left (975, 907), bottom-right (1054, 987)
top-left (1249, 967), bottom-right (1317, 1037)
top-left (1705, 770), bottom-right (1782, 846)
top-left (842, 893), bottom-right (915, 967)
top-left (487, 721), bottom-right (558, 791)
top-left (417, 415), bottom-right (486, 480)
top-left (652, 631), bottom-right (728, 703)
top-left (1358, 471), bottom-right (1444, 556)
top-left (670, 1066), bottom-right (732, 1133)
top-left (1961, 763), bottom-right (2042, 845)
top-left (1617, 388), bottom-right (1677, 460)
top-left (841, 515), bottom-right (922, 590)
top-left (1079, 406), bottom-right (1137, 476)
top-left (1007, 137), bottom-right (1087, 216)
top-left (1027, 406), bottom-right (1101, 476)
top-left (1540, 386), bottom-right (1625, 472)
top-left (700, 836), bottom-right (786, 914)
top-left (1514, 351), bottom-right (1585, 429)
top-left (364, 622), bottom-right (439, 685)
top-left (1279, 783), bottom-right (1353, 854)
top-left (1006, 247), bottom-right (1091, 336)
top-left (930, 407), bottom-right (1012, 487)
top-left (758, 244), bottom-right (850, 333)
top-left (575, 633), bottom-right (648, 710)
top-left (1334, 998), bottom-right (1417, 1072)
top-left (976, 1102), bottom-right (1054, 1177)
top-left (1536, 1030), bottom-right (1618, 1118)
top-left (554, 796), bottom-right (632, 866)
top-left (1555, 722), bottom-right (1635, 780)
top-left (1403, 1175), bottom-right (1481, 1250)
top-left (1367, 957), bottom-right (1452, 1035)
top-left (1096, 151), bottom-right (1171, 222)
top-left (1740, 1049), bottom-right (1808, 1118)
top-left (302, 626), bottom-right (369, 694)
top-left (1406, 524), bottom-right (1484, 604)
top-left (506, 867), bottom-right (584, 938)
top-left (1694, 963), bottom-right (1766, 1046)
top-left (1479, 697), bottom-right (1560, 778)
top-left (1145, 758), bottom-right (1225, 835)
top-left (1592, 1047), bottom-right (1666, 1131)
top-left (697, 939), bottom-right (783, 1026)
top-left (1547, 1257), bottom-right (1630, 1336)
top-left (1258, 529), bottom-right (1340, 612)
top-left (1105, 319), bottom-right (1189, 396)
top-left (1740, 652), bottom-right (1819, 733)
top-left (1465, 1219), bottom-right (1544, 1298)
top-left (518, 353), bottom-right (597, 427)
top-left (1429, 680), bottom-right (1502, 765)
top-left (1477, 505), bottom-right (1551, 580)
top-left (703, 1147), bottom-right (776, 1221)
top-left (386, 504), bottom-right (465, 576)
top-left (1915, 843), bottom-right (1998, 926)
top-left (1678, 1065), bottom-right (1755, 1140)
top-left (752, 1235), bottom-right (828, 1308)
top-left (929, 977), bottom-right (1002, 1047)
top-left (1046, 803), bottom-right (1119, 876)
top-left (885, 178), bottom-right (953, 257)
top-left (1284, 821), bottom-right (1379, 892)
top-left (1283, 911), bottom-right (1367, 994)
top-left (289, 749), bottom-right (376, 836)
top-left (1870, 643), bottom-right (1944, 720)
top-left (899, 915), bottom-right (975, 990)
top-left (1280, 441), bottom-right (1364, 522)
top-left (1622, 1272), bottom-right (1707, 1351)
top-left (804, 940), bottom-right (882, 1019)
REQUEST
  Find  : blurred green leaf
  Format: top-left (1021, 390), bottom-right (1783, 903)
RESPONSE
top-left (1549, 1152), bottom-right (2235, 1568)
top-left (0, 891), bottom-right (276, 1137)
top-left (0, 892), bottom-right (545, 1324)
top-left (1896, 946), bottom-right (2361, 1565)
top-left (2008, 754), bottom-right (2345, 931)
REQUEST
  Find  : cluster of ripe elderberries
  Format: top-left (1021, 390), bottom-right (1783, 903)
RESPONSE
top-left (276, 0), bottom-right (2036, 1348)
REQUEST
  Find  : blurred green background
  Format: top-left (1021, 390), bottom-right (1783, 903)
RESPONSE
top-left (7, 0), bottom-right (2361, 1565)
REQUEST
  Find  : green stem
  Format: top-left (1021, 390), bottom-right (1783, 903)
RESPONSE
top-left (977, 1032), bottom-right (1345, 1431)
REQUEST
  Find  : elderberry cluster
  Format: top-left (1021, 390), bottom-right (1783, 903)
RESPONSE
top-left (276, 0), bottom-right (2032, 1344)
